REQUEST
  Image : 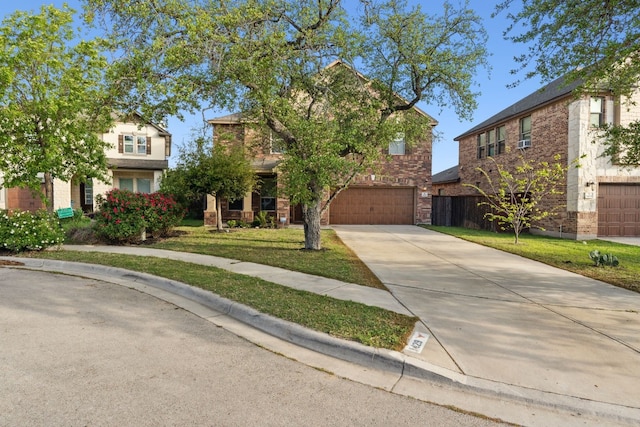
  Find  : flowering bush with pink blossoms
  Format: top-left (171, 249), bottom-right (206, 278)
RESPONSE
top-left (94, 189), bottom-right (184, 243)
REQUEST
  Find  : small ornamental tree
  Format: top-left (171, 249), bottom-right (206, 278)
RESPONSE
top-left (464, 154), bottom-right (567, 244)
top-left (165, 139), bottom-right (256, 231)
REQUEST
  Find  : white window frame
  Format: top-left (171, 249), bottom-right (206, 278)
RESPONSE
top-left (520, 115), bottom-right (532, 143)
top-left (137, 178), bottom-right (151, 194)
top-left (270, 132), bottom-right (286, 154)
top-left (119, 178), bottom-right (134, 191)
top-left (124, 135), bottom-right (148, 155)
top-left (389, 133), bottom-right (405, 155)
top-left (590, 97), bottom-right (604, 127)
top-left (83, 179), bottom-right (93, 205)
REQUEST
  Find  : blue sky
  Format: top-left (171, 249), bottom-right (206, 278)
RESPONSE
top-left (1, 1), bottom-right (542, 174)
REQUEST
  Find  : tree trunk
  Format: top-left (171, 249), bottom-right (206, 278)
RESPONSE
top-left (216, 195), bottom-right (224, 231)
top-left (302, 198), bottom-right (322, 250)
top-left (44, 172), bottom-right (54, 212)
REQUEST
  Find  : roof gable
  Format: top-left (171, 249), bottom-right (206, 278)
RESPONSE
top-left (209, 61), bottom-right (438, 126)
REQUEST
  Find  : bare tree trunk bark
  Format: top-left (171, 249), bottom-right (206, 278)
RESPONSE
top-left (44, 172), bottom-right (54, 212)
top-left (216, 195), bottom-right (224, 231)
top-left (302, 199), bottom-right (322, 250)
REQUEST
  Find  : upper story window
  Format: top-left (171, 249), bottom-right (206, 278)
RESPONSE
top-left (270, 132), bottom-right (286, 154)
top-left (487, 129), bottom-right (495, 157)
top-left (477, 132), bottom-right (486, 159)
top-left (389, 133), bottom-right (405, 155)
top-left (497, 125), bottom-right (506, 154)
top-left (519, 116), bottom-right (531, 146)
top-left (120, 134), bottom-right (150, 155)
top-left (590, 97), bottom-right (604, 127)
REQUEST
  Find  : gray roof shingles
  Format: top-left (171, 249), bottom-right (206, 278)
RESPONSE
top-left (454, 75), bottom-right (582, 141)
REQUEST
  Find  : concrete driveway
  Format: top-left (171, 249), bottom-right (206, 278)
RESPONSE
top-left (333, 225), bottom-right (640, 416)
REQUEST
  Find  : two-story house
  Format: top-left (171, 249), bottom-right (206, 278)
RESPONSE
top-left (0, 113), bottom-right (172, 213)
top-left (205, 109), bottom-right (436, 227)
top-left (432, 76), bottom-right (640, 239)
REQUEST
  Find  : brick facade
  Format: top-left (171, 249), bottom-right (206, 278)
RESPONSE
top-left (206, 116), bottom-right (434, 226)
top-left (438, 76), bottom-right (640, 239)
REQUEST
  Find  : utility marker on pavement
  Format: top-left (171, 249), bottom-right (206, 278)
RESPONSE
top-left (405, 331), bottom-right (429, 354)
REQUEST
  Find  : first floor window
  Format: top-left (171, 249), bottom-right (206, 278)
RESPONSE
top-left (260, 177), bottom-right (277, 211)
top-left (229, 199), bottom-right (243, 211)
top-left (84, 179), bottom-right (93, 205)
top-left (119, 178), bottom-right (134, 191)
top-left (137, 178), bottom-right (151, 194)
top-left (117, 177), bottom-right (151, 193)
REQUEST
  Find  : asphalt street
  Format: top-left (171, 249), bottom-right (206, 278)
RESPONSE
top-left (0, 267), bottom-right (505, 427)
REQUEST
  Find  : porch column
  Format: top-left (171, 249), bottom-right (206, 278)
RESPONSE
top-left (241, 192), bottom-right (253, 223)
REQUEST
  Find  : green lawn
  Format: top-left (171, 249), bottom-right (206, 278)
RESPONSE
top-left (29, 250), bottom-right (416, 350)
top-left (150, 225), bottom-right (385, 289)
top-left (423, 225), bottom-right (640, 293)
top-left (25, 223), bottom-right (415, 351)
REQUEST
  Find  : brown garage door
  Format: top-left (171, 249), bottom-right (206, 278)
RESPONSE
top-left (329, 187), bottom-right (415, 225)
top-left (598, 184), bottom-right (640, 236)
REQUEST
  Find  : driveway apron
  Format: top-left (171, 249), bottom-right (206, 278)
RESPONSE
top-left (333, 225), bottom-right (640, 409)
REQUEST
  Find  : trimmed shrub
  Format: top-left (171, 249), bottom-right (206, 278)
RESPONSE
top-left (94, 189), bottom-right (147, 243)
top-left (0, 209), bottom-right (65, 252)
top-left (94, 189), bottom-right (185, 243)
top-left (143, 192), bottom-right (184, 238)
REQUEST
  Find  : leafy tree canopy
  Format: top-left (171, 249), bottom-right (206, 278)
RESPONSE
top-left (496, 0), bottom-right (640, 98)
top-left (85, 0), bottom-right (489, 248)
top-left (163, 137), bottom-right (256, 230)
top-left (0, 5), bottom-right (115, 209)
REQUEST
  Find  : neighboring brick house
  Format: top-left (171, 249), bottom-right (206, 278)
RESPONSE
top-left (0, 113), bottom-right (172, 213)
top-left (433, 76), bottom-right (640, 239)
top-left (205, 108), bottom-right (436, 227)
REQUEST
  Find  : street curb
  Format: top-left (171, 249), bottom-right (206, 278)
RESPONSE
top-left (5, 257), bottom-right (640, 426)
top-left (3, 258), bottom-right (452, 382)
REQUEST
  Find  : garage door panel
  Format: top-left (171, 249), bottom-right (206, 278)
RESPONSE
top-left (330, 187), bottom-right (414, 225)
top-left (598, 184), bottom-right (640, 237)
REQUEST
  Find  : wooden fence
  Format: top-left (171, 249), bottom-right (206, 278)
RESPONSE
top-left (431, 195), bottom-right (496, 231)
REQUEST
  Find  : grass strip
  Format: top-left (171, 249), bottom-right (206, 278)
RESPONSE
top-left (423, 225), bottom-right (640, 293)
top-left (150, 226), bottom-right (385, 289)
top-left (29, 250), bottom-right (417, 351)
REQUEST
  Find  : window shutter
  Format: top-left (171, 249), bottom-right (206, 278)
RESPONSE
top-left (118, 135), bottom-right (123, 153)
top-left (146, 137), bottom-right (151, 155)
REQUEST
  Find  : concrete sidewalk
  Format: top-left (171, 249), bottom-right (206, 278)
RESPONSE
top-left (4, 226), bottom-right (640, 426)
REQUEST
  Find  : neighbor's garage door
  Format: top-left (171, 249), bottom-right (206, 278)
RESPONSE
top-left (598, 184), bottom-right (640, 236)
top-left (329, 187), bottom-right (415, 224)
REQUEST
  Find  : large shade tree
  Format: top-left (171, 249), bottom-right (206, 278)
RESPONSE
top-left (496, 0), bottom-right (640, 163)
top-left (0, 5), bottom-right (115, 211)
top-left (85, 0), bottom-right (488, 249)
